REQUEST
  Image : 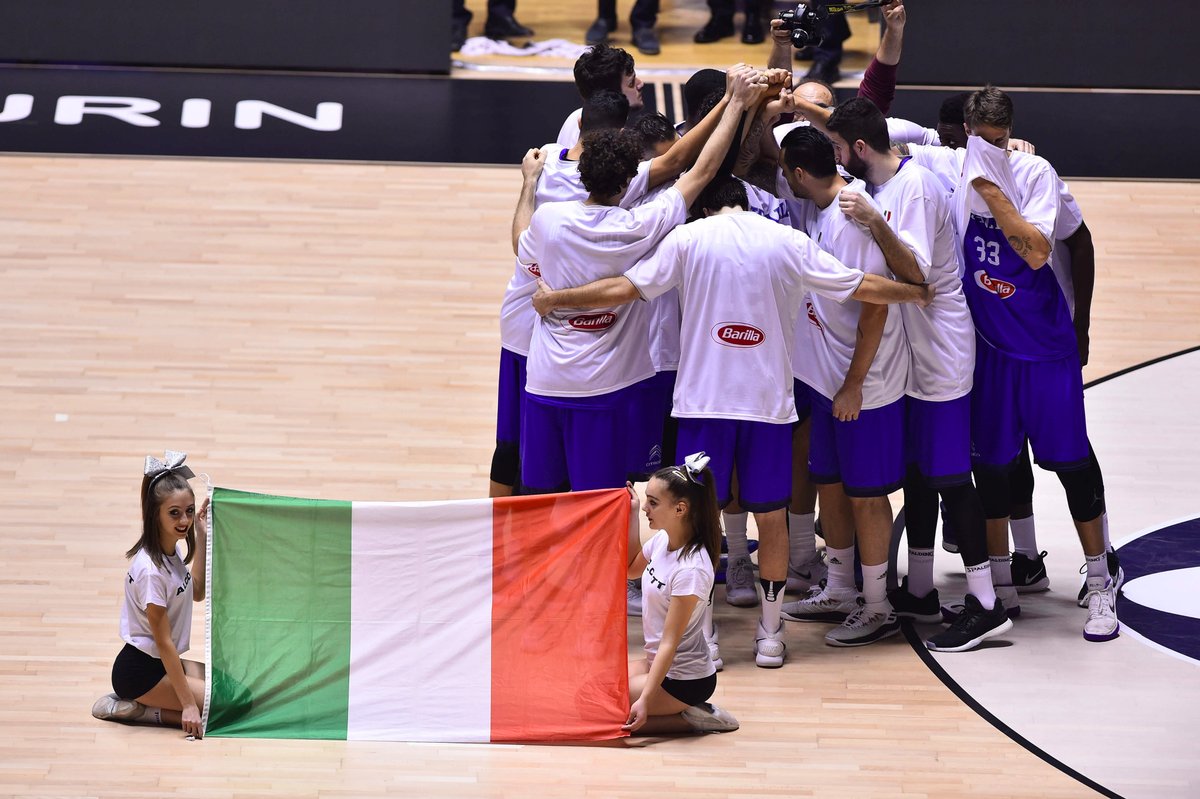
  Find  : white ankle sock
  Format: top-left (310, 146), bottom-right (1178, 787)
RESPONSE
top-left (906, 548), bottom-right (936, 598)
top-left (723, 512), bottom-right (749, 561)
top-left (788, 512), bottom-right (817, 567)
top-left (1101, 512), bottom-right (1111, 551)
top-left (826, 545), bottom-right (855, 592)
top-left (1085, 551), bottom-right (1108, 582)
top-left (989, 554), bottom-right (1013, 587)
top-left (1010, 515), bottom-right (1038, 558)
top-left (861, 562), bottom-right (888, 608)
top-left (965, 561), bottom-right (997, 610)
top-left (758, 579), bottom-right (786, 634)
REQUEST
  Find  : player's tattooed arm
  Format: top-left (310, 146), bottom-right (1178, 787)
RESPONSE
top-left (971, 177), bottom-right (1051, 268)
top-left (893, 142), bottom-right (911, 156)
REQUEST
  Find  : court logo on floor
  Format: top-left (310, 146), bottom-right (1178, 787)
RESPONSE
top-left (1116, 515), bottom-right (1200, 665)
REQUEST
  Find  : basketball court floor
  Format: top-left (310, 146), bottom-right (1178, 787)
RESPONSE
top-left (1, 5), bottom-right (1198, 797)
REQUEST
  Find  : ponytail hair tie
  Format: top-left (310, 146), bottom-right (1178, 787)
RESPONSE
top-left (682, 451), bottom-right (710, 484)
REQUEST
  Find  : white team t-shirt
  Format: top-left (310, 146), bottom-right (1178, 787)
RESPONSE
top-left (774, 118), bottom-right (940, 148)
top-left (871, 159), bottom-right (975, 401)
top-left (640, 531), bottom-right (715, 681)
top-left (499, 153), bottom-right (653, 356)
top-left (788, 180), bottom-right (909, 408)
top-left (625, 210), bottom-right (864, 423)
top-left (518, 188), bottom-right (687, 397)
top-left (907, 143), bottom-right (962, 196)
top-left (1050, 179), bottom-right (1085, 319)
top-left (120, 544), bottom-right (194, 659)
top-left (556, 107), bottom-right (583, 149)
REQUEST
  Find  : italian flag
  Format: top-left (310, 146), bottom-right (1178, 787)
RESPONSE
top-left (203, 487), bottom-right (631, 742)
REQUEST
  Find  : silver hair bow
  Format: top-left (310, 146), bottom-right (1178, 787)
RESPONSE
top-left (682, 451), bottom-right (710, 482)
top-left (144, 450), bottom-right (195, 481)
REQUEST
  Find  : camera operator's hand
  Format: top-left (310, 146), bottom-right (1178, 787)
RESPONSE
top-left (883, 0), bottom-right (906, 33)
top-left (521, 148), bottom-right (545, 182)
top-left (769, 18), bottom-right (791, 47)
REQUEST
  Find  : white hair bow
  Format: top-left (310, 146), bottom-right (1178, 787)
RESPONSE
top-left (682, 451), bottom-right (710, 482)
top-left (144, 450), bottom-right (195, 481)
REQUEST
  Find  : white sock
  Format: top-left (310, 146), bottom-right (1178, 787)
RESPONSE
top-left (135, 706), bottom-right (163, 725)
top-left (723, 512), bottom-right (749, 561)
top-left (758, 579), bottom-right (786, 634)
top-left (861, 562), bottom-right (888, 608)
top-left (906, 547), bottom-right (936, 598)
top-left (788, 512), bottom-right (817, 567)
top-left (1101, 512), bottom-right (1111, 551)
top-left (1010, 515), bottom-right (1038, 558)
top-left (965, 561), bottom-right (997, 610)
top-left (826, 545), bottom-right (855, 592)
top-left (1085, 551), bottom-right (1108, 582)
top-left (989, 554), bottom-right (1013, 587)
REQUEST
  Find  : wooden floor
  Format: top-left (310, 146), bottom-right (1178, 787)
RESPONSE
top-left (1, 153), bottom-right (1197, 798)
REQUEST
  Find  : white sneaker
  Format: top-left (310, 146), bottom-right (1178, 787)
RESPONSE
top-left (91, 692), bottom-right (144, 722)
top-left (786, 551), bottom-right (827, 594)
top-left (724, 555), bottom-right (759, 607)
top-left (780, 581), bottom-right (859, 623)
top-left (706, 624), bottom-right (723, 672)
top-left (1083, 577), bottom-right (1120, 642)
top-left (681, 702), bottom-right (739, 733)
top-left (824, 599), bottom-right (901, 647)
top-left (626, 579), bottom-right (642, 617)
top-left (754, 620), bottom-right (786, 668)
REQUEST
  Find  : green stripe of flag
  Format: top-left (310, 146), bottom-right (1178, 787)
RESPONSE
top-left (207, 488), bottom-right (353, 738)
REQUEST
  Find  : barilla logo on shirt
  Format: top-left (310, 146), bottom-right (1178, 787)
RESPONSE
top-left (526, 262), bottom-right (541, 277)
top-left (566, 311), bottom-right (617, 331)
top-left (974, 270), bottom-right (1017, 299)
top-left (712, 322), bottom-right (765, 347)
top-left (806, 301), bottom-right (823, 330)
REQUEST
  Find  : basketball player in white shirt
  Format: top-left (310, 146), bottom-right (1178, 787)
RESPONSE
top-left (797, 96), bottom-right (1011, 651)
top-left (512, 66), bottom-right (770, 496)
top-left (531, 173), bottom-right (934, 666)
top-left (771, 126), bottom-right (913, 647)
top-left (557, 43), bottom-right (645, 150)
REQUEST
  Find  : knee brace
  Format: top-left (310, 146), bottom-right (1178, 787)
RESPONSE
top-left (973, 468), bottom-right (1012, 520)
top-left (1057, 467), bottom-right (1105, 522)
top-left (489, 441), bottom-right (520, 486)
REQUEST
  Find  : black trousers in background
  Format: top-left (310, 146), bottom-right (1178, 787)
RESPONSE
top-left (453, 0), bottom-right (516, 24)
top-left (597, 0), bottom-right (660, 29)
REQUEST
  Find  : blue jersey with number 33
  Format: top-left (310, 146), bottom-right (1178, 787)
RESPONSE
top-left (961, 213), bottom-right (1076, 361)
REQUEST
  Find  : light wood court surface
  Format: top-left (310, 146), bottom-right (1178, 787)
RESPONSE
top-left (454, 0), bottom-right (877, 78)
top-left (1, 154), bottom-right (1197, 798)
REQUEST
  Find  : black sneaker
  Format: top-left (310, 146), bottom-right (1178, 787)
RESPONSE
top-left (803, 59), bottom-right (840, 85)
top-left (484, 14), bottom-right (534, 40)
top-left (694, 16), bottom-right (735, 44)
top-left (926, 594), bottom-right (1013, 653)
top-left (631, 27), bottom-right (660, 56)
top-left (585, 17), bottom-right (615, 46)
top-left (1011, 550), bottom-right (1050, 593)
top-left (1076, 549), bottom-right (1124, 607)
top-left (887, 576), bottom-right (942, 623)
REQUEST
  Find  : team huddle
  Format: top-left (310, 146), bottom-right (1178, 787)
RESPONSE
top-left (492, 19), bottom-right (1122, 685)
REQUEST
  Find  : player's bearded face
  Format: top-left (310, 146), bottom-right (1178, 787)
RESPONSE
top-left (836, 138), bottom-right (869, 180)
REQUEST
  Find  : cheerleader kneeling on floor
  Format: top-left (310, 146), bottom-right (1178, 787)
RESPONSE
top-left (91, 451), bottom-right (209, 739)
top-left (624, 452), bottom-right (738, 735)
